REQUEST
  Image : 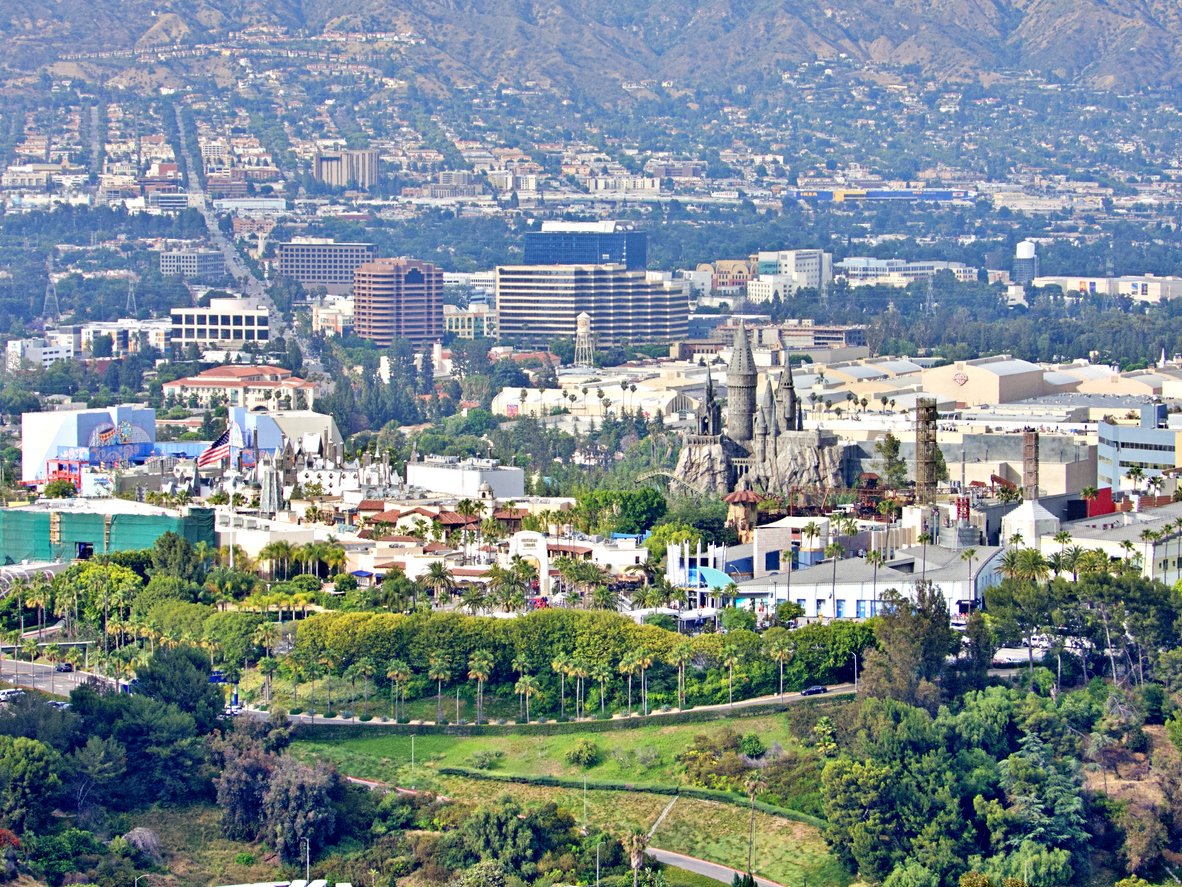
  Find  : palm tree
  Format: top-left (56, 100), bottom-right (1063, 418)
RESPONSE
top-left (636, 649), bottom-right (655, 716)
top-left (26, 574), bottom-right (50, 640)
top-left (356, 657), bottom-right (377, 712)
top-left (551, 654), bottom-right (572, 720)
top-left (515, 673), bottom-right (540, 722)
top-left (253, 621), bottom-right (280, 658)
top-left (618, 652), bottom-right (640, 715)
top-left (259, 656), bottom-right (279, 703)
top-left (623, 830), bottom-right (649, 887)
top-left (960, 547), bottom-right (978, 596)
top-left (866, 549), bottom-right (885, 608)
top-left (1081, 486), bottom-right (1099, 514)
top-left (427, 652), bottom-right (451, 723)
top-left (918, 532), bottom-right (932, 582)
top-left (571, 659), bottom-right (590, 719)
top-left (1053, 531), bottom-right (1072, 553)
top-left (722, 644), bottom-right (742, 707)
top-left (1126, 466), bottom-right (1145, 494)
top-left (744, 770), bottom-right (768, 876)
top-left (1063, 545), bottom-right (1084, 581)
top-left (824, 541), bottom-right (844, 616)
top-left (459, 584), bottom-right (489, 615)
top-left (588, 662), bottom-right (609, 719)
top-left (386, 659), bottom-right (412, 721)
top-left (801, 520), bottom-right (822, 555)
top-left (468, 649), bottom-right (494, 724)
top-left (765, 633), bottom-right (792, 700)
top-left (668, 641), bottom-right (694, 709)
top-left (423, 561), bottom-right (456, 603)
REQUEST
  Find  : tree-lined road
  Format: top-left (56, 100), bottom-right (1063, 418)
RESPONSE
top-left (0, 659), bottom-right (110, 696)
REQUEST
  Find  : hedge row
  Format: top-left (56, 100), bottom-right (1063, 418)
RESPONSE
top-left (290, 693), bottom-right (854, 741)
top-left (435, 766), bottom-right (828, 830)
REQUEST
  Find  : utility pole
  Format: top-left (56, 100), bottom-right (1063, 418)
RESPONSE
top-left (300, 836), bottom-right (310, 882)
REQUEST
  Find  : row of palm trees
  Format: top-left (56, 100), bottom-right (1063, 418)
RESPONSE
top-left (257, 540), bottom-right (346, 580)
top-left (269, 626), bottom-right (817, 723)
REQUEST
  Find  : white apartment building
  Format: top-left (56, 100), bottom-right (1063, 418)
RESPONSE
top-left (836, 257), bottom-right (979, 286)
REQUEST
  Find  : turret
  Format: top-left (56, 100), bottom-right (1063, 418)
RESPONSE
top-left (776, 362), bottom-right (800, 432)
top-left (726, 323), bottom-right (757, 443)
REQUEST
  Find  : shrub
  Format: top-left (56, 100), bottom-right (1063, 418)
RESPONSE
top-left (635, 746), bottom-right (661, 769)
top-left (323, 710), bottom-right (337, 719)
top-left (566, 739), bottom-right (601, 768)
top-left (359, 713), bottom-right (373, 722)
top-left (740, 733), bottom-right (766, 758)
top-left (467, 750), bottom-right (504, 770)
top-left (235, 852), bottom-right (257, 866)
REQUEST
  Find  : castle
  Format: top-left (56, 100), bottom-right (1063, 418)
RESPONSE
top-left (677, 323), bottom-right (848, 494)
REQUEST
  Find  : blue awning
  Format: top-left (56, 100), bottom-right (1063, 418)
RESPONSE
top-left (696, 566), bottom-right (733, 591)
top-left (351, 570), bottom-right (374, 578)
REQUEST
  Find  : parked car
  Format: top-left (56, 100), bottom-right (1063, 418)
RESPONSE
top-left (54, 662), bottom-right (73, 673)
top-left (800, 685), bottom-right (828, 696)
top-left (222, 704), bottom-right (243, 717)
top-left (0, 689), bottom-right (24, 702)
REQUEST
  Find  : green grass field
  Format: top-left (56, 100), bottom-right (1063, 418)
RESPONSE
top-left (293, 711), bottom-right (851, 887)
top-left (293, 713), bottom-right (800, 786)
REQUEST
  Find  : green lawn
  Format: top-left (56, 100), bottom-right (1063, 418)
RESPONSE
top-left (292, 713), bottom-right (801, 787)
top-left (293, 711), bottom-right (850, 887)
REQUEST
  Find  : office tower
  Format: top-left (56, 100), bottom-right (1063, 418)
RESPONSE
top-left (276, 238), bottom-right (378, 290)
top-left (313, 148), bottom-right (380, 190)
top-left (523, 221), bottom-right (647, 270)
top-left (353, 258), bottom-right (444, 346)
top-left (495, 264), bottom-right (688, 346)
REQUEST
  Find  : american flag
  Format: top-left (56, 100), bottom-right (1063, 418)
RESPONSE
top-left (197, 427), bottom-right (232, 468)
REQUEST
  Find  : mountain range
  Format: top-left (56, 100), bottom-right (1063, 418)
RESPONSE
top-left (3, 0), bottom-right (1181, 93)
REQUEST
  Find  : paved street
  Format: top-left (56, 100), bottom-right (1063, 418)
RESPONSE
top-left (0, 660), bottom-right (112, 697)
top-left (648, 848), bottom-right (787, 887)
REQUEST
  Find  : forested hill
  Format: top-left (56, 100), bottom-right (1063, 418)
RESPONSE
top-left (3, 0), bottom-right (1182, 94)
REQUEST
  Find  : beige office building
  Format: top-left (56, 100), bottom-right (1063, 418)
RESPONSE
top-left (313, 148), bottom-right (379, 190)
top-left (354, 258), bottom-right (444, 346)
top-left (276, 239), bottom-right (377, 290)
top-left (495, 264), bottom-right (689, 346)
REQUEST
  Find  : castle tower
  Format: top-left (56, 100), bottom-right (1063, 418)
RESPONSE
top-left (727, 323), bottom-right (757, 443)
top-left (776, 363), bottom-right (800, 432)
top-left (696, 363), bottom-right (723, 436)
top-left (760, 378), bottom-right (778, 443)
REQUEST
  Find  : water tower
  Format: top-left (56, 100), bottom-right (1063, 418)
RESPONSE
top-left (1012, 240), bottom-right (1039, 284)
top-left (574, 312), bottom-right (595, 367)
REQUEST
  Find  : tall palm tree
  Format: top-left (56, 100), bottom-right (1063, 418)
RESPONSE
top-left (618, 652), bottom-right (640, 715)
top-left (427, 652), bottom-right (451, 723)
top-left (253, 621), bottom-right (280, 657)
top-left (744, 770), bottom-right (768, 876)
top-left (1063, 545), bottom-right (1084, 581)
top-left (722, 644), bottom-right (742, 707)
top-left (824, 541), bottom-right (844, 616)
top-left (515, 674), bottom-right (540, 722)
top-left (765, 633), bottom-right (792, 700)
top-left (260, 540), bottom-right (294, 580)
top-left (1081, 486), bottom-right (1099, 515)
top-left (591, 662), bottom-right (612, 716)
top-left (636, 649), bottom-right (655, 716)
top-left (960, 547), bottom-right (978, 596)
top-left (26, 574), bottom-right (51, 640)
top-left (866, 549), bottom-right (885, 609)
top-left (918, 532), bottom-right (932, 582)
top-left (386, 659), bottom-right (412, 721)
top-left (668, 641), bottom-right (694, 709)
top-left (1053, 531), bottom-right (1072, 553)
top-left (1126, 466), bottom-right (1145, 494)
top-left (551, 654), bottom-right (572, 720)
top-left (356, 657), bottom-right (377, 712)
top-left (468, 649), bottom-right (494, 724)
top-left (801, 521), bottom-right (822, 557)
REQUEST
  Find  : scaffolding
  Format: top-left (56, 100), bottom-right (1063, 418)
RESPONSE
top-left (914, 398), bottom-right (938, 506)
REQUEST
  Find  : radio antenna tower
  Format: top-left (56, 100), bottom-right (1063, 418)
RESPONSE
top-left (43, 254), bottom-right (60, 320)
top-left (126, 277), bottom-right (138, 315)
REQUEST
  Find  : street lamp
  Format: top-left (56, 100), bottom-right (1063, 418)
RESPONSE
top-left (299, 836), bottom-right (310, 882)
top-left (596, 838), bottom-right (604, 887)
top-left (134, 876), bottom-right (148, 887)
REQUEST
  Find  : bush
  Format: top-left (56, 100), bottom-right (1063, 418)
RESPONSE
top-left (740, 733), bottom-right (766, 758)
top-left (235, 852), bottom-right (257, 865)
top-left (566, 739), bottom-right (601, 768)
top-left (323, 710), bottom-right (337, 719)
top-left (359, 713), bottom-right (373, 722)
top-left (467, 750), bottom-right (504, 770)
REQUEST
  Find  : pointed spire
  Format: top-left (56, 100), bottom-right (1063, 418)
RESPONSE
top-left (760, 377), bottom-right (776, 411)
top-left (730, 322), bottom-right (756, 377)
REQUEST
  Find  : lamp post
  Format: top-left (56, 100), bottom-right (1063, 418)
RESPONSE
top-left (596, 838), bottom-right (604, 887)
top-left (300, 836), bottom-right (310, 882)
top-left (134, 875), bottom-right (149, 887)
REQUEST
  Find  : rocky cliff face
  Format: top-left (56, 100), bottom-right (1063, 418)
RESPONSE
top-left (675, 431), bottom-right (849, 494)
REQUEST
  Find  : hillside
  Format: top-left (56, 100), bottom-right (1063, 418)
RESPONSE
top-left (2, 0), bottom-right (1181, 92)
